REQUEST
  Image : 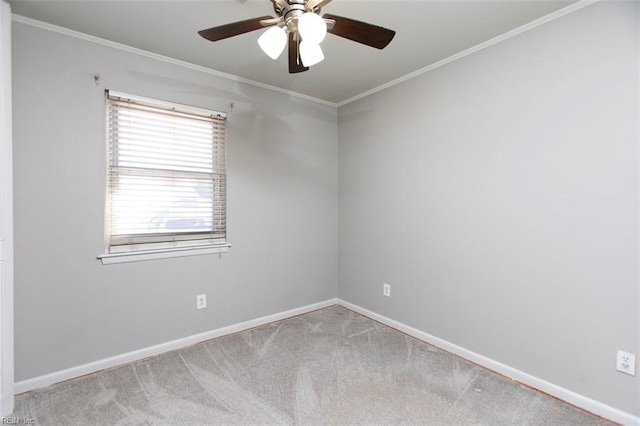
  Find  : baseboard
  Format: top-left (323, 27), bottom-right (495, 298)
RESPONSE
top-left (337, 299), bottom-right (640, 426)
top-left (14, 297), bottom-right (638, 425)
top-left (15, 298), bottom-right (338, 395)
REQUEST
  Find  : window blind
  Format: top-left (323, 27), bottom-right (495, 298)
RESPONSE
top-left (106, 91), bottom-right (226, 253)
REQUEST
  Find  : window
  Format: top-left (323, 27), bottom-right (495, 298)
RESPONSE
top-left (99, 91), bottom-right (228, 264)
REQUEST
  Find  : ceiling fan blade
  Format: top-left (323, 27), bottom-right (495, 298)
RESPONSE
top-left (323, 14), bottom-right (395, 49)
top-left (288, 33), bottom-right (309, 74)
top-left (306, 0), bottom-right (333, 10)
top-left (198, 16), bottom-right (274, 42)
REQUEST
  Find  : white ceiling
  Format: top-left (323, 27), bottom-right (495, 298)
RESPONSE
top-left (9, 0), bottom-right (578, 104)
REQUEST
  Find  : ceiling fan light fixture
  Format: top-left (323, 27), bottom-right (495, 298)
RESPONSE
top-left (299, 41), bottom-right (324, 67)
top-left (198, 1), bottom-right (396, 74)
top-left (297, 12), bottom-right (327, 44)
top-left (258, 26), bottom-right (287, 60)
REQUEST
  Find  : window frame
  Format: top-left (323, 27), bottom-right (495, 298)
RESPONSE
top-left (98, 91), bottom-right (230, 264)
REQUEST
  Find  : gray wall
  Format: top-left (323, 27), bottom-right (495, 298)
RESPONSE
top-left (11, 0), bottom-right (640, 418)
top-left (338, 1), bottom-right (639, 416)
top-left (12, 23), bottom-right (338, 381)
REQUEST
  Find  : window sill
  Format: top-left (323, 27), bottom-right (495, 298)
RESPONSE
top-left (97, 244), bottom-right (230, 265)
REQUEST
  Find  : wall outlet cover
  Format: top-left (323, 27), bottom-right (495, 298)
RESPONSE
top-left (196, 294), bottom-right (207, 310)
top-left (383, 283), bottom-right (391, 297)
top-left (616, 350), bottom-right (635, 376)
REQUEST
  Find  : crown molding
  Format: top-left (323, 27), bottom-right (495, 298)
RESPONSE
top-left (337, 0), bottom-right (600, 107)
top-left (12, 0), bottom-right (600, 107)
top-left (10, 14), bottom-right (338, 108)
top-left (11, 1), bottom-right (601, 110)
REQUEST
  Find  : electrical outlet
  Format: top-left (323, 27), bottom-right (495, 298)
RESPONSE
top-left (616, 350), bottom-right (635, 376)
top-left (383, 283), bottom-right (391, 297)
top-left (196, 294), bottom-right (207, 310)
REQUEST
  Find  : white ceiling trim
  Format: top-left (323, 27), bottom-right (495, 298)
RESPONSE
top-left (12, 0), bottom-right (599, 110)
top-left (11, 13), bottom-right (338, 108)
top-left (337, 0), bottom-right (600, 107)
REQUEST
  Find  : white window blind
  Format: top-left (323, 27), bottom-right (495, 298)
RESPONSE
top-left (106, 91), bottom-right (226, 253)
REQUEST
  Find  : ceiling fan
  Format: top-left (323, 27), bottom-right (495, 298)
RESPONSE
top-left (198, 0), bottom-right (396, 73)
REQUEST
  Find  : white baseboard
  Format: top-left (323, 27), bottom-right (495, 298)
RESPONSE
top-left (337, 299), bottom-right (640, 426)
top-left (13, 297), bottom-right (639, 425)
top-left (14, 298), bottom-right (338, 395)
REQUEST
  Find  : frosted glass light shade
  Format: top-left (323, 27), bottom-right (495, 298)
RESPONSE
top-left (299, 41), bottom-right (324, 67)
top-left (258, 26), bottom-right (287, 60)
top-left (298, 12), bottom-right (327, 44)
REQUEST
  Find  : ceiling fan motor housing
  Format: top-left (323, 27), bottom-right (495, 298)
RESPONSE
top-left (270, 0), bottom-right (322, 36)
top-left (272, 0), bottom-right (321, 16)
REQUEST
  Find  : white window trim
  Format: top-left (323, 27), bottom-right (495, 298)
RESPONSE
top-left (98, 243), bottom-right (231, 265)
top-left (99, 91), bottom-right (228, 264)
top-left (107, 90), bottom-right (226, 119)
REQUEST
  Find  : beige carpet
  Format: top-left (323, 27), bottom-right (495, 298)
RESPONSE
top-left (13, 306), bottom-right (611, 425)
